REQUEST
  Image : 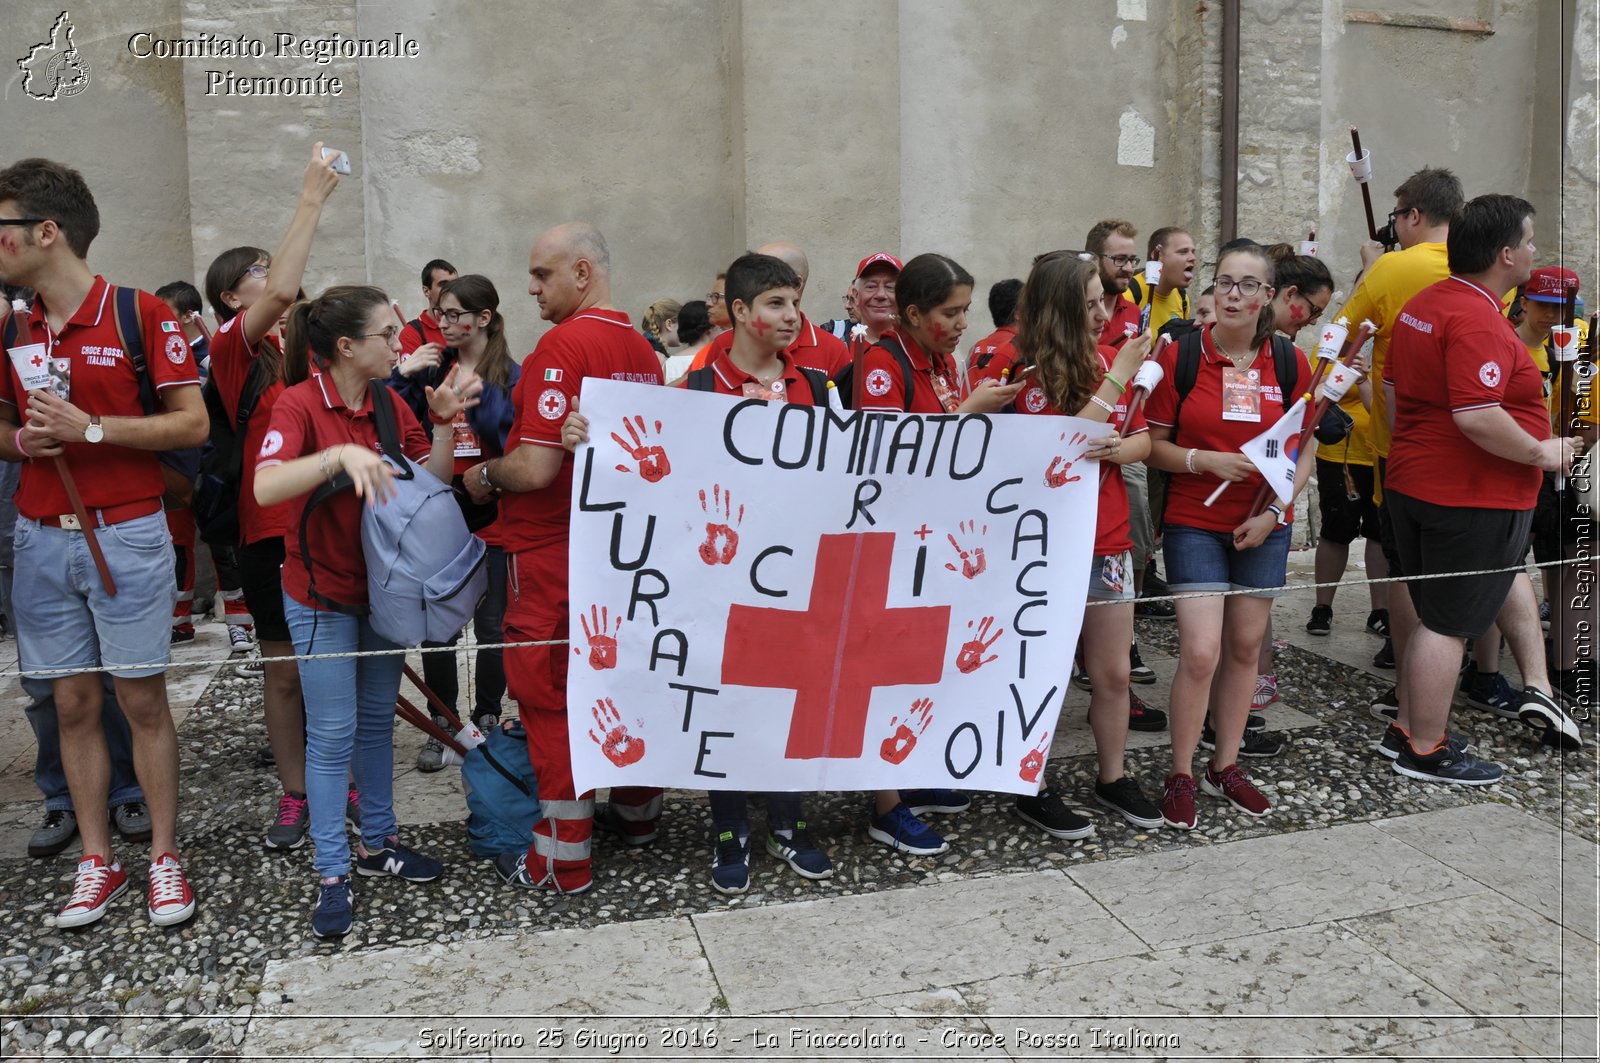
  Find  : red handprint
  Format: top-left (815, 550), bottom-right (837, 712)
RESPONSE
top-left (588, 697), bottom-right (645, 767)
top-left (1045, 431), bottom-right (1090, 488)
top-left (697, 484), bottom-right (743, 565)
top-left (612, 415), bottom-right (672, 482)
top-left (943, 520), bottom-right (988, 579)
top-left (956, 616), bottom-right (1003, 674)
top-left (574, 604), bottom-right (621, 670)
top-left (1019, 731), bottom-right (1051, 784)
top-left (879, 697), bottom-right (934, 764)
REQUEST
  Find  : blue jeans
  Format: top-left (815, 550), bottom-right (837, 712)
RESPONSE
top-left (284, 593), bottom-right (403, 877)
top-left (1163, 522), bottom-right (1292, 599)
top-left (23, 673), bottom-right (144, 812)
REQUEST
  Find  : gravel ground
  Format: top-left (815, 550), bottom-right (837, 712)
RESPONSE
top-left (1, 620), bottom-right (1594, 1059)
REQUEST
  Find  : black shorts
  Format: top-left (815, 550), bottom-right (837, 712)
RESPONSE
top-left (236, 536), bottom-right (290, 643)
top-left (1386, 489), bottom-right (1533, 640)
top-left (1376, 458), bottom-right (1405, 579)
top-left (1531, 472), bottom-right (1596, 564)
top-left (1315, 458), bottom-right (1379, 546)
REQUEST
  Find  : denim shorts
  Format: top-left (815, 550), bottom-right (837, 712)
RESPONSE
top-left (1162, 522), bottom-right (1291, 600)
top-left (1087, 550), bottom-right (1136, 601)
top-left (14, 511), bottom-right (177, 678)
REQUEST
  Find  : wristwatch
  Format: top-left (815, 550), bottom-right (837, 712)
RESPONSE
top-left (84, 415), bottom-right (104, 444)
top-left (478, 463), bottom-right (494, 489)
top-left (1266, 502), bottom-right (1288, 526)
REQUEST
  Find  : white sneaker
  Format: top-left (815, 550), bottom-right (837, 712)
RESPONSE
top-left (233, 650), bottom-right (264, 679)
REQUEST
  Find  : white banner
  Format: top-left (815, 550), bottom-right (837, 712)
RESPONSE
top-left (567, 379), bottom-right (1100, 796)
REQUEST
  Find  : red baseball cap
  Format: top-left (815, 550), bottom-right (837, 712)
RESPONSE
top-left (1524, 266), bottom-right (1580, 303)
top-left (855, 252), bottom-right (903, 279)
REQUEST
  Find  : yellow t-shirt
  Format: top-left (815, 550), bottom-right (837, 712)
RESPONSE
top-left (1124, 280), bottom-right (1191, 336)
top-left (1335, 242), bottom-right (1450, 459)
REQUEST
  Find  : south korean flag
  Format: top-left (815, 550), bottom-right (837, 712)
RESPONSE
top-left (1239, 396), bottom-right (1308, 499)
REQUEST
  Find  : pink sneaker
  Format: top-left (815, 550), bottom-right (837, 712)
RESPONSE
top-left (1201, 762), bottom-right (1271, 817)
top-left (57, 855), bottom-right (129, 928)
top-left (147, 853), bottom-right (196, 926)
top-left (1251, 674), bottom-right (1280, 710)
top-left (1160, 772), bottom-right (1198, 830)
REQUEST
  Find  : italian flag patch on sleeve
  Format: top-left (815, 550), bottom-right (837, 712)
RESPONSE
top-left (544, 368), bottom-right (563, 382)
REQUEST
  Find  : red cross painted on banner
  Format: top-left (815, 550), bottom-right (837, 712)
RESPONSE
top-left (722, 532), bottom-right (950, 759)
top-left (913, 524), bottom-right (933, 541)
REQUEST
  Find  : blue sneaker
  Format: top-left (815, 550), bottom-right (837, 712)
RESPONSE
top-left (711, 828), bottom-right (750, 895)
top-left (867, 803), bottom-right (949, 856)
top-left (312, 876), bottom-right (353, 938)
top-left (899, 788), bottom-right (970, 815)
top-left (1459, 664), bottom-right (1519, 718)
top-left (766, 823), bottom-right (833, 880)
top-left (355, 836), bottom-right (443, 882)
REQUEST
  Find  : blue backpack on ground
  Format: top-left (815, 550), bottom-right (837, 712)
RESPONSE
top-left (462, 722), bottom-right (541, 858)
top-left (300, 379), bottom-right (488, 647)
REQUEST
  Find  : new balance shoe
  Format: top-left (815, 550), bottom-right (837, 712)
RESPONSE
top-left (416, 717), bottom-right (451, 772)
top-left (112, 802), bottom-right (152, 844)
top-left (1014, 790), bottom-right (1095, 840)
top-left (311, 875), bottom-right (354, 938)
top-left (1370, 686), bottom-right (1400, 722)
top-left (1372, 638), bottom-right (1395, 670)
top-left (901, 788), bottom-right (970, 815)
top-left (1200, 762), bottom-right (1271, 816)
top-left (867, 804), bottom-right (949, 856)
top-left (1200, 723), bottom-right (1284, 758)
top-left (1128, 690), bottom-right (1168, 732)
top-left (1460, 664), bottom-right (1519, 718)
top-left (766, 823), bottom-right (833, 880)
top-left (1251, 674), bottom-right (1280, 710)
top-left (594, 801), bottom-right (659, 846)
top-left (1377, 724), bottom-right (1470, 761)
top-left (711, 829), bottom-right (751, 894)
top-left (1305, 604), bottom-right (1332, 636)
top-left (1160, 773), bottom-right (1198, 830)
top-left (1128, 642), bottom-right (1156, 684)
top-left (355, 837), bottom-right (443, 882)
top-left (1366, 609), bottom-right (1390, 637)
top-left (57, 855), bottom-right (128, 928)
top-left (1393, 742), bottom-right (1505, 785)
top-left (1093, 776), bottom-right (1163, 829)
top-left (264, 791), bottom-right (309, 850)
top-left (1518, 687), bottom-right (1583, 749)
top-left (345, 788), bottom-right (362, 829)
top-left (28, 808), bottom-right (78, 858)
top-left (227, 624), bottom-right (254, 653)
top-left (147, 853), bottom-right (196, 927)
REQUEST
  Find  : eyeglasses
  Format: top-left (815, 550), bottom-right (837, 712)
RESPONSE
top-left (1296, 292), bottom-right (1326, 324)
top-left (1214, 277), bottom-right (1268, 297)
top-left (0, 218), bottom-right (45, 227)
top-left (359, 327), bottom-right (401, 344)
top-left (1388, 206), bottom-right (1415, 227)
top-left (438, 308), bottom-right (479, 324)
top-left (232, 263), bottom-right (269, 287)
top-left (1033, 249), bottom-right (1096, 265)
top-left (1100, 253), bottom-right (1141, 268)
top-left (705, 291), bottom-right (725, 304)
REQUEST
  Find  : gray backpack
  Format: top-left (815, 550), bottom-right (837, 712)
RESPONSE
top-left (301, 379), bottom-right (487, 647)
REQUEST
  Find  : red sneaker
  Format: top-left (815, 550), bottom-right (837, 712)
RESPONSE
top-left (147, 853), bottom-right (196, 926)
top-left (1160, 772), bottom-right (1198, 830)
top-left (1201, 762), bottom-right (1271, 817)
top-left (57, 855), bottom-right (129, 928)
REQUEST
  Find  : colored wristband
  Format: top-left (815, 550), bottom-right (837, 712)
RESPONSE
top-left (1102, 372), bottom-right (1128, 393)
top-left (428, 410), bottom-right (454, 426)
top-left (1088, 395), bottom-right (1116, 415)
top-left (13, 427), bottom-right (30, 459)
top-left (1185, 448), bottom-right (1199, 474)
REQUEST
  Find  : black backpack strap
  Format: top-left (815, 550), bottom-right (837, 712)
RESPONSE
top-left (478, 740), bottom-right (534, 797)
top-left (366, 378), bottom-right (414, 476)
top-left (298, 470), bottom-right (365, 615)
top-left (874, 334), bottom-right (919, 412)
top-left (1170, 329), bottom-right (1204, 443)
top-left (685, 367), bottom-right (715, 392)
top-left (109, 285), bottom-right (156, 416)
top-left (1270, 334), bottom-right (1299, 411)
top-left (2, 308), bottom-right (16, 351)
top-left (405, 317), bottom-right (428, 349)
top-left (797, 367), bottom-right (830, 405)
top-left (1128, 276), bottom-right (1146, 306)
top-left (1179, 287), bottom-right (1191, 320)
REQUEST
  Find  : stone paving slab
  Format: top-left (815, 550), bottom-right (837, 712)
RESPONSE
top-left (1063, 820), bottom-right (1486, 950)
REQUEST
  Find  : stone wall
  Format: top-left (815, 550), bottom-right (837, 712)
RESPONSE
top-left (0, 1), bottom-right (1593, 345)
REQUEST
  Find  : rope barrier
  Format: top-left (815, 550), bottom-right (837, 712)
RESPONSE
top-left (0, 555), bottom-right (1590, 681)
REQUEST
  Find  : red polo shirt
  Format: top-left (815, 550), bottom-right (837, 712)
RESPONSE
top-left (966, 325), bottom-right (1017, 378)
top-left (399, 311), bottom-right (446, 357)
top-left (500, 309), bottom-right (664, 554)
top-left (857, 329), bottom-right (961, 414)
top-left (971, 344), bottom-right (1145, 556)
top-left (1098, 293), bottom-right (1143, 347)
top-left (0, 277), bottom-right (199, 519)
top-left (695, 350), bottom-right (823, 403)
top-left (256, 373), bottom-right (432, 610)
top-left (209, 314), bottom-right (292, 543)
top-left (1144, 327), bottom-right (1313, 533)
top-left (1384, 276), bottom-right (1548, 510)
top-left (689, 313), bottom-right (851, 378)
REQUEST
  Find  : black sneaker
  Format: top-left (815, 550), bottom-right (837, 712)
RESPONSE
top-left (1305, 604), bottom-right (1333, 636)
top-left (1093, 776), bottom-right (1163, 828)
top-left (1200, 724), bottom-right (1284, 758)
top-left (1393, 742), bottom-right (1504, 785)
top-left (1518, 687), bottom-right (1583, 749)
top-left (1369, 686), bottom-right (1399, 722)
top-left (1244, 712), bottom-right (1266, 731)
top-left (1133, 596), bottom-right (1177, 621)
top-left (1128, 690), bottom-right (1167, 732)
top-left (1366, 609), bottom-right (1390, 637)
top-left (1377, 723), bottom-right (1470, 761)
top-left (1372, 638), bottom-right (1395, 670)
top-left (1128, 642), bottom-right (1156, 684)
top-left (1014, 790), bottom-right (1095, 839)
top-left (1459, 663), bottom-right (1519, 718)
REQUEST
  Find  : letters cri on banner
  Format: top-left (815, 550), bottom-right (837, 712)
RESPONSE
top-left (567, 378), bottom-right (1100, 796)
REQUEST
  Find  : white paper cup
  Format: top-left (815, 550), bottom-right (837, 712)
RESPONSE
top-left (1300, 240), bottom-right (1319, 257)
top-left (1346, 148), bottom-right (1373, 183)
top-left (1316, 319), bottom-right (1349, 362)
top-left (1550, 325), bottom-right (1581, 363)
top-left (1143, 260), bottom-right (1162, 286)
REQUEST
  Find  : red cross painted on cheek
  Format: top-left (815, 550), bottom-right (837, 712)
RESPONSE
top-left (751, 318), bottom-right (771, 336)
top-left (928, 322), bottom-right (948, 344)
top-left (721, 532), bottom-right (951, 760)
